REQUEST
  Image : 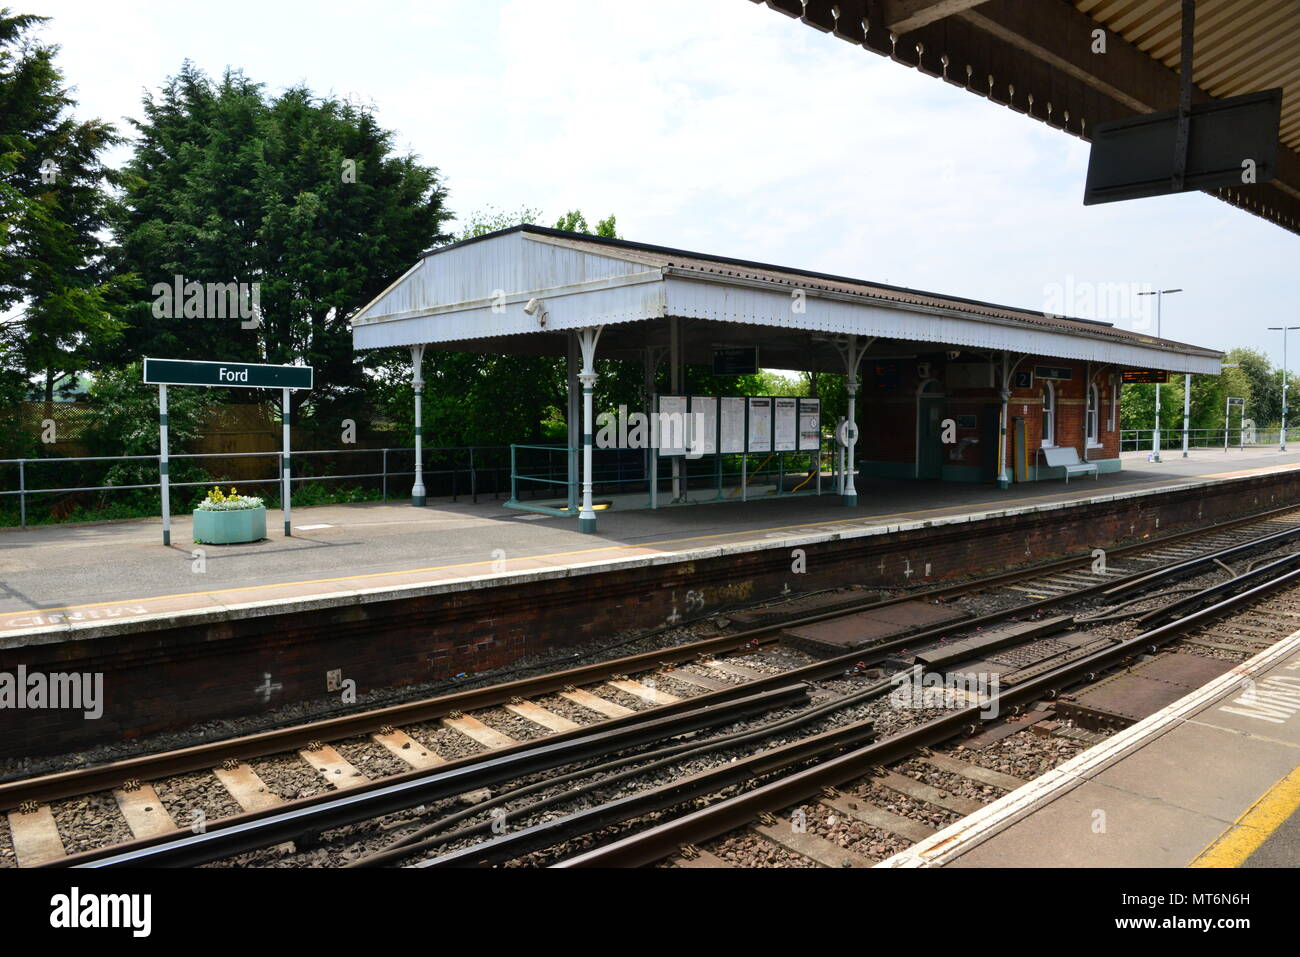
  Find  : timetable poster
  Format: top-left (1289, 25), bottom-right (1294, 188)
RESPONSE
top-left (747, 397), bottom-right (772, 453)
top-left (798, 397), bottom-right (821, 451)
top-left (658, 395), bottom-right (688, 456)
top-left (773, 397), bottom-right (798, 451)
top-left (720, 396), bottom-right (746, 453)
top-left (689, 396), bottom-right (718, 456)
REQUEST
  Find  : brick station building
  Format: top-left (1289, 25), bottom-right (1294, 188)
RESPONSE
top-left (859, 353), bottom-right (1125, 484)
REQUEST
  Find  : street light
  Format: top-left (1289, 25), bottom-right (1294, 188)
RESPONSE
top-left (1268, 326), bottom-right (1300, 451)
top-left (1137, 288), bottom-right (1182, 462)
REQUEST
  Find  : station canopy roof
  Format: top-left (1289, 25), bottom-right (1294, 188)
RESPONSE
top-left (351, 225), bottom-right (1223, 375)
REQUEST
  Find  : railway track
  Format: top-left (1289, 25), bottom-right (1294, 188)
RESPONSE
top-left (548, 556), bottom-right (1300, 869)
top-left (6, 504), bottom-right (1300, 868)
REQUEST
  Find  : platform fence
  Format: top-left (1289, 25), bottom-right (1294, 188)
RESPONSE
top-left (0, 445), bottom-right (514, 529)
top-left (1120, 427), bottom-right (1300, 453)
top-left (507, 443), bottom-right (842, 517)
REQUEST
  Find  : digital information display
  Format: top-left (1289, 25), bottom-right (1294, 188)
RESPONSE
top-left (1121, 369), bottom-right (1170, 384)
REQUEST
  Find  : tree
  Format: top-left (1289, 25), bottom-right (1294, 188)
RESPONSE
top-left (553, 210), bottom-right (618, 238)
top-left (111, 63), bottom-right (452, 432)
top-left (81, 362), bottom-right (219, 511)
top-left (454, 204), bottom-right (542, 241)
top-left (1223, 347), bottom-right (1300, 427)
top-left (0, 8), bottom-right (125, 405)
top-left (1122, 361), bottom-right (1257, 434)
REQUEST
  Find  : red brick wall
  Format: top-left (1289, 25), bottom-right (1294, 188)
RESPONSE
top-left (856, 356), bottom-right (1124, 470)
top-left (1006, 364), bottom-right (1122, 465)
top-left (4, 466), bottom-right (1297, 758)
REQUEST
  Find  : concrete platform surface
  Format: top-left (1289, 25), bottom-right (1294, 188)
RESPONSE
top-left (882, 629), bottom-right (1300, 869)
top-left (3, 447), bottom-right (1300, 639)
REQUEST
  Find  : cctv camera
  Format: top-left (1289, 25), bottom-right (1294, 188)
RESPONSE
top-left (947, 350), bottom-right (961, 360)
top-left (523, 298), bottom-right (541, 315)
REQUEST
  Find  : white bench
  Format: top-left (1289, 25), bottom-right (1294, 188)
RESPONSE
top-left (1040, 446), bottom-right (1098, 484)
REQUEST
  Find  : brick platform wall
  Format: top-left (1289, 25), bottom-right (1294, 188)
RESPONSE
top-left (4, 467), bottom-right (1296, 757)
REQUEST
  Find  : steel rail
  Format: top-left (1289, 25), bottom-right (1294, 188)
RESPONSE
top-left (415, 718), bottom-right (880, 868)
top-left (355, 672), bottom-right (898, 866)
top-left (1134, 549), bottom-right (1300, 626)
top-left (59, 684), bottom-right (810, 868)
top-left (1101, 520), bottom-right (1300, 597)
top-left (5, 503), bottom-right (1298, 812)
top-left (554, 562), bottom-right (1300, 868)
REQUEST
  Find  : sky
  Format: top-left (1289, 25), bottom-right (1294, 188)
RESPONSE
top-left (22, 0), bottom-right (1300, 360)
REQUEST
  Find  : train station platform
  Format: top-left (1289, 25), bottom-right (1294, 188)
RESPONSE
top-left (883, 628), bottom-right (1300, 869)
top-left (4, 447), bottom-right (1300, 639)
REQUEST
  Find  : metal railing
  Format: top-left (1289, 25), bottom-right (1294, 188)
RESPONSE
top-left (0, 445), bottom-right (513, 528)
top-left (1120, 428), bottom-right (1300, 453)
top-left (507, 444), bottom-right (659, 516)
top-left (507, 443), bottom-right (841, 517)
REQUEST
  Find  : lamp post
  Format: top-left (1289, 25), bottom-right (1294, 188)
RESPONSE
top-left (1268, 326), bottom-right (1300, 452)
top-left (1137, 288), bottom-right (1182, 462)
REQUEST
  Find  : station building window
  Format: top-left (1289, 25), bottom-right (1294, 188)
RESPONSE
top-left (1041, 381), bottom-right (1056, 448)
top-left (1087, 384), bottom-right (1101, 447)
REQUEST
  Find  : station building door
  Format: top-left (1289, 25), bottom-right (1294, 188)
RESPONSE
top-left (980, 403), bottom-right (1001, 481)
top-left (1012, 417), bottom-right (1029, 483)
top-left (916, 383), bottom-right (945, 479)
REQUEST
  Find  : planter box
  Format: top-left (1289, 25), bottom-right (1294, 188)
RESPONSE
top-left (193, 506), bottom-right (267, 544)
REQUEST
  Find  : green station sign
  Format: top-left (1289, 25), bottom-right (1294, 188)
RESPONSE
top-left (1033, 365), bottom-right (1074, 381)
top-left (143, 357), bottom-right (313, 390)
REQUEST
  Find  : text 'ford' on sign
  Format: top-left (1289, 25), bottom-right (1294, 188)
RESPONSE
top-left (142, 358), bottom-right (314, 390)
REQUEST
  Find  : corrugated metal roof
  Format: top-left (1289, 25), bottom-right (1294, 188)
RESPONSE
top-left (508, 226), bottom-right (1219, 357)
top-left (351, 226), bottom-right (1221, 374)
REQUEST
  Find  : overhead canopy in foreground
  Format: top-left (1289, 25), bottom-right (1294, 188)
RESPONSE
top-left (747, 0), bottom-right (1300, 237)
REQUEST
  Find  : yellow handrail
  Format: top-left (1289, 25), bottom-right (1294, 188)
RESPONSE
top-left (728, 452), bottom-right (776, 497)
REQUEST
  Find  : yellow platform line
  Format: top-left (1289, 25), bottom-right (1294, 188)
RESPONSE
top-left (1188, 766), bottom-right (1300, 868)
top-left (8, 478), bottom-right (1181, 618)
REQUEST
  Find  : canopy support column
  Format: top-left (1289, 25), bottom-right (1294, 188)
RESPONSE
top-left (567, 332), bottom-right (579, 514)
top-left (670, 316), bottom-right (683, 503)
top-left (577, 326), bottom-right (604, 533)
top-left (997, 353), bottom-right (1026, 490)
top-left (835, 335), bottom-right (874, 506)
top-left (410, 344), bottom-right (426, 506)
top-left (644, 345), bottom-right (665, 510)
